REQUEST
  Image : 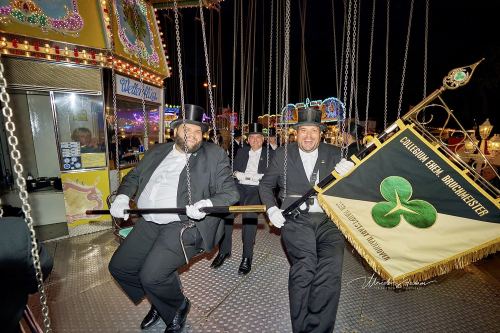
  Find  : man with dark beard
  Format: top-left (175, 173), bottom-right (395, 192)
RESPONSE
top-left (108, 104), bottom-right (239, 333)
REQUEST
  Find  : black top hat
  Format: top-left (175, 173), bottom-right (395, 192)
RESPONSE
top-left (267, 127), bottom-right (276, 136)
top-left (232, 129), bottom-right (242, 137)
top-left (170, 104), bottom-right (209, 132)
top-left (247, 123), bottom-right (264, 135)
top-left (293, 107), bottom-right (325, 130)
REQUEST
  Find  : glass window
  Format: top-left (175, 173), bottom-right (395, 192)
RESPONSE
top-left (54, 92), bottom-right (106, 170)
top-left (106, 99), bottom-right (160, 168)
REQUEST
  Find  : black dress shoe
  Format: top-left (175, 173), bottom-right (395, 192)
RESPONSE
top-left (165, 298), bottom-right (191, 332)
top-left (238, 257), bottom-right (252, 275)
top-left (210, 252), bottom-right (231, 268)
top-left (140, 305), bottom-right (160, 330)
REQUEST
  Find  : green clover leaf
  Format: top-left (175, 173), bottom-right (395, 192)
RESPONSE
top-left (371, 176), bottom-right (437, 228)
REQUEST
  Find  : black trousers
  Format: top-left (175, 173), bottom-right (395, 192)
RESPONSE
top-left (282, 213), bottom-right (345, 333)
top-left (219, 184), bottom-right (261, 258)
top-left (108, 218), bottom-right (202, 324)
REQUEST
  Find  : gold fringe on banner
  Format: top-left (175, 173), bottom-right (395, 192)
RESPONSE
top-left (317, 195), bottom-right (500, 286)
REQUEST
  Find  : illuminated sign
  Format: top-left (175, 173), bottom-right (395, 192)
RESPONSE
top-left (116, 74), bottom-right (161, 103)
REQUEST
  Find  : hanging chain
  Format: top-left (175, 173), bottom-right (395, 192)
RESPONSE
top-left (266, 0), bottom-right (274, 167)
top-left (199, 1), bottom-right (218, 144)
top-left (230, 0), bottom-right (238, 173)
top-left (383, 0), bottom-right (390, 129)
top-left (396, 0), bottom-right (415, 118)
top-left (132, 0), bottom-right (148, 150)
top-left (275, 0), bottom-right (280, 127)
top-left (282, 0), bottom-right (291, 198)
top-left (347, 0), bottom-right (358, 145)
top-left (423, 0), bottom-right (429, 99)
top-left (174, 1), bottom-right (192, 205)
top-left (107, 0), bottom-right (121, 182)
top-left (341, 0), bottom-right (353, 158)
top-left (0, 58), bottom-right (52, 332)
top-left (239, 0), bottom-right (245, 143)
top-left (353, 0), bottom-right (360, 143)
top-left (331, 0), bottom-right (339, 95)
top-left (365, 0), bottom-right (376, 136)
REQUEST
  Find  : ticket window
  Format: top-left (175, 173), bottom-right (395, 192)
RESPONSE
top-left (53, 92), bottom-right (106, 170)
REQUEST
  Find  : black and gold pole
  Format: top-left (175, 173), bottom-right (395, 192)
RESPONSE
top-left (283, 59), bottom-right (484, 216)
top-left (86, 205), bottom-right (266, 216)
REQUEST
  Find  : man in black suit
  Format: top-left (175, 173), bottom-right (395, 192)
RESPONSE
top-left (228, 128), bottom-right (244, 162)
top-left (259, 107), bottom-right (354, 333)
top-left (108, 104), bottom-right (239, 333)
top-left (0, 217), bottom-right (53, 333)
top-left (211, 123), bottom-right (274, 274)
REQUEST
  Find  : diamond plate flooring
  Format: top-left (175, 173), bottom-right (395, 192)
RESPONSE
top-left (29, 217), bottom-right (500, 332)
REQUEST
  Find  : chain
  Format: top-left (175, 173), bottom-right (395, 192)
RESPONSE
top-left (353, 0), bottom-right (360, 143)
top-left (331, 0), bottom-right (339, 95)
top-left (347, 0), bottom-right (358, 145)
top-left (396, 0), bottom-right (414, 118)
top-left (275, 0), bottom-right (280, 118)
top-left (365, 0), bottom-right (376, 136)
top-left (0, 58), bottom-right (52, 332)
top-left (266, 0), bottom-right (274, 167)
top-left (107, 0), bottom-right (121, 181)
top-left (239, 0), bottom-right (245, 144)
top-left (423, 0), bottom-right (429, 99)
top-left (282, 0), bottom-right (290, 198)
top-left (131, 0), bottom-right (148, 151)
top-left (199, 1), bottom-right (218, 144)
top-left (341, 0), bottom-right (353, 158)
top-left (383, 0), bottom-right (390, 129)
top-left (338, 2), bottom-right (346, 98)
top-left (174, 1), bottom-right (192, 204)
top-left (230, 0), bottom-right (238, 172)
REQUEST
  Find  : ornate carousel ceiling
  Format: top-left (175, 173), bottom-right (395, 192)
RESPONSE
top-left (146, 0), bottom-right (224, 9)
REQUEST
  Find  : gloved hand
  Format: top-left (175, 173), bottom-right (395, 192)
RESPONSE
top-left (110, 194), bottom-right (130, 220)
top-left (250, 173), bottom-right (264, 182)
top-left (334, 158), bottom-right (355, 177)
top-left (267, 206), bottom-right (286, 228)
top-left (186, 199), bottom-right (213, 220)
top-left (234, 171), bottom-right (246, 182)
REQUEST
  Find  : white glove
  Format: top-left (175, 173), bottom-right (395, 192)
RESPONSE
top-left (110, 194), bottom-right (130, 220)
top-left (186, 199), bottom-right (213, 220)
top-left (234, 171), bottom-right (246, 181)
top-left (334, 158), bottom-right (355, 177)
top-left (267, 206), bottom-right (286, 228)
top-left (250, 173), bottom-right (264, 182)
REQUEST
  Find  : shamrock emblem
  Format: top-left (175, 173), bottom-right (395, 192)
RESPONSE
top-left (371, 176), bottom-right (437, 228)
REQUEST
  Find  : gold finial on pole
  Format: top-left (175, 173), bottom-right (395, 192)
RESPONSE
top-left (443, 58), bottom-right (484, 90)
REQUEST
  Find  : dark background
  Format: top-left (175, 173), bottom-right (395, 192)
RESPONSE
top-left (159, 0), bottom-right (500, 132)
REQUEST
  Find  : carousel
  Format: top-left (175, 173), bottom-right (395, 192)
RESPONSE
top-left (0, 1), bottom-right (498, 333)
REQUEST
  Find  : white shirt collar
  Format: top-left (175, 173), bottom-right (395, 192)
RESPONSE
top-left (249, 147), bottom-right (262, 155)
top-left (299, 147), bottom-right (318, 159)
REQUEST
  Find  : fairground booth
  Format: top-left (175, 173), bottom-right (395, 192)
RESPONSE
top-left (0, 0), bottom-right (169, 239)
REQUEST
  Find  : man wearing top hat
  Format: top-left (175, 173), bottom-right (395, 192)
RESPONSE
top-left (108, 104), bottom-right (239, 333)
top-left (259, 107), bottom-right (354, 333)
top-left (267, 127), bottom-right (279, 150)
top-left (211, 123), bottom-right (275, 274)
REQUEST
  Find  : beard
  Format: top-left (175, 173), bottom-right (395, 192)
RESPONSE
top-left (175, 135), bottom-right (203, 153)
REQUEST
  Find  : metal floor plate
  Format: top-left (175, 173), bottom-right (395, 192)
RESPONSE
top-left (28, 216), bottom-right (500, 332)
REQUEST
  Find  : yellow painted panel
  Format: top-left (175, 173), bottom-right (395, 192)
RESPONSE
top-left (61, 169), bottom-right (110, 226)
